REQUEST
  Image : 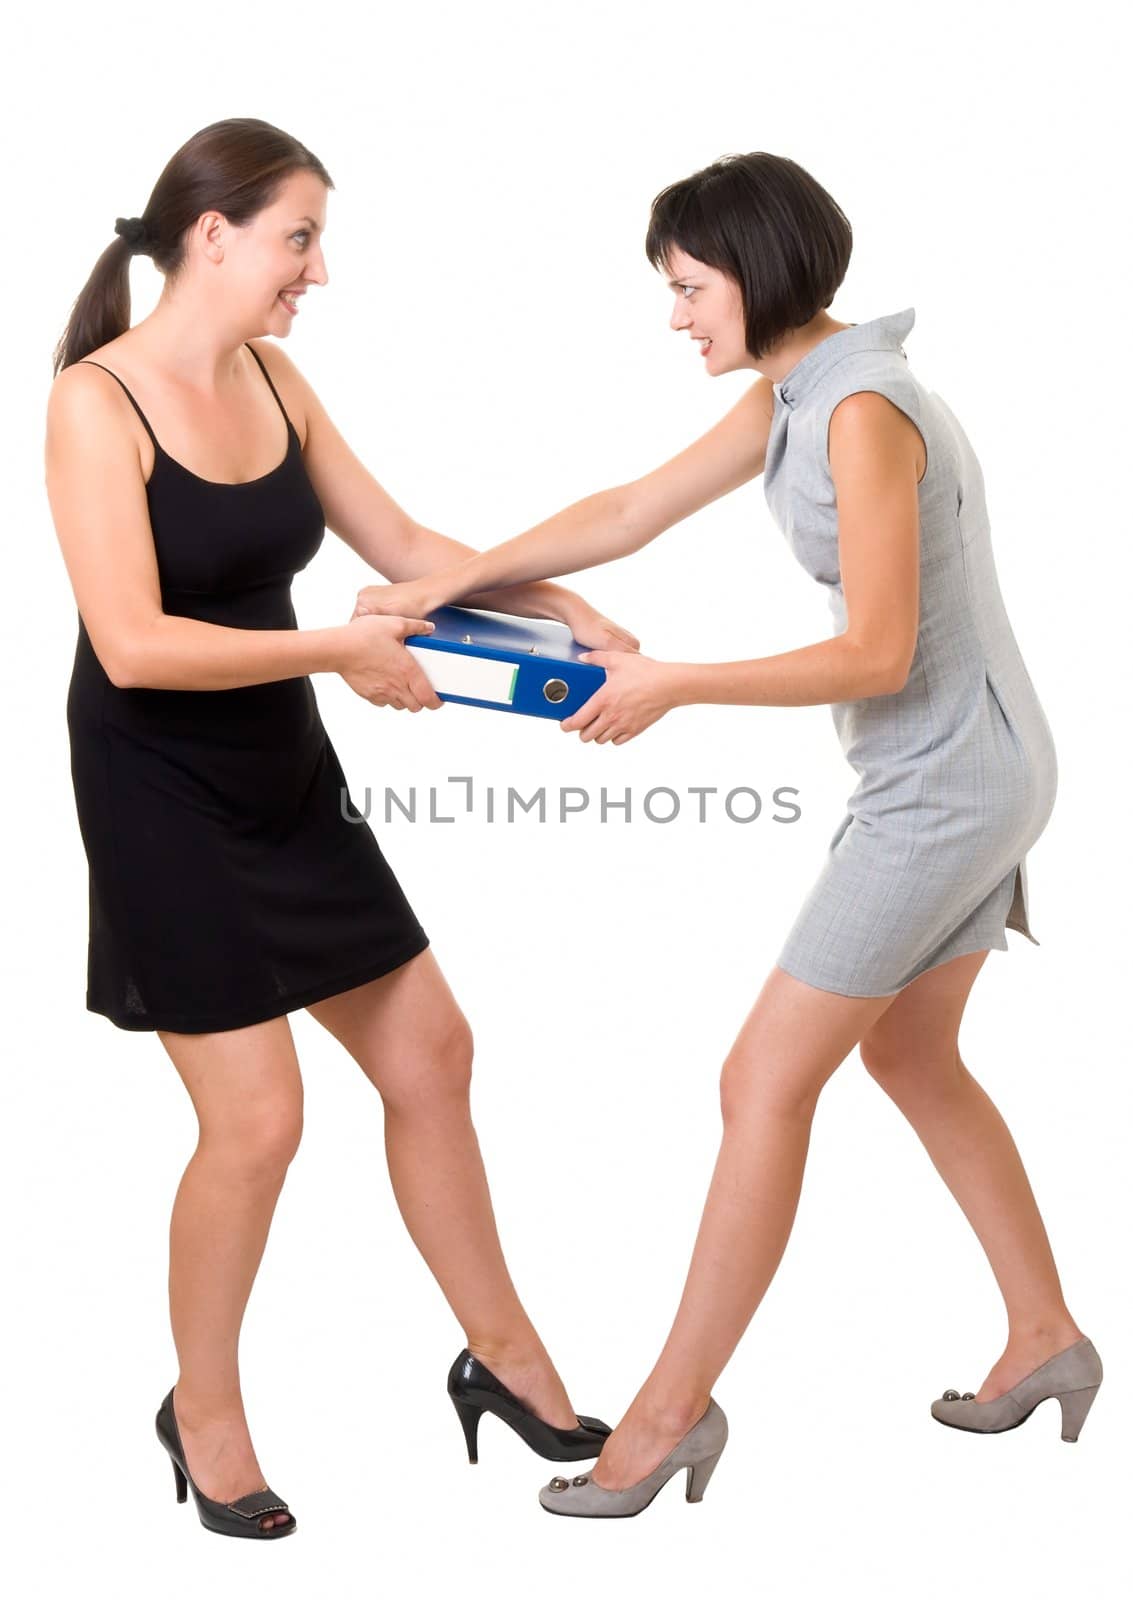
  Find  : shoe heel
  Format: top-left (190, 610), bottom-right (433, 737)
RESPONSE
top-left (451, 1395), bottom-right (483, 1464)
top-left (1058, 1384), bottom-right (1100, 1442)
top-left (171, 1457), bottom-right (188, 1503)
top-left (685, 1448), bottom-right (723, 1503)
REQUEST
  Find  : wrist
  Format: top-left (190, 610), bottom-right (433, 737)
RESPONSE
top-left (436, 559), bottom-right (488, 610)
top-left (423, 571), bottom-right (460, 612)
top-left (664, 661), bottom-right (700, 708)
top-left (545, 587), bottom-right (586, 629)
top-left (329, 623), bottom-right (358, 672)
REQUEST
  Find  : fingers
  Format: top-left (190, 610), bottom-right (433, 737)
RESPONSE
top-left (572, 707), bottom-right (613, 743)
top-left (561, 690), bottom-right (633, 744)
top-left (369, 672), bottom-right (441, 713)
top-left (408, 669), bottom-right (443, 709)
top-left (607, 628), bottom-right (641, 652)
top-left (375, 690), bottom-right (419, 712)
top-left (592, 719), bottom-right (635, 744)
top-left (400, 639), bottom-right (442, 708)
top-left (595, 620), bottom-right (641, 652)
top-left (390, 616), bottom-right (436, 639)
top-left (560, 688), bottom-right (606, 733)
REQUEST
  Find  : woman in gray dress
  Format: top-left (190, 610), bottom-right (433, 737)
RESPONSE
top-left (354, 152), bottom-right (1101, 1516)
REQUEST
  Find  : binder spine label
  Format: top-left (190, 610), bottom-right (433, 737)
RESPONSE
top-left (406, 646), bottom-right (519, 705)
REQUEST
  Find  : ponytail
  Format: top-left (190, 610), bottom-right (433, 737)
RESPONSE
top-left (52, 117), bottom-right (334, 375)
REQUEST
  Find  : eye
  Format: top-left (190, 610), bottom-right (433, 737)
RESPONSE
top-left (680, 284), bottom-right (695, 299)
top-left (292, 230), bottom-right (310, 246)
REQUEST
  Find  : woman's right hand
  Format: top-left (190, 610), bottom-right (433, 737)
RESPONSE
top-left (337, 613), bottom-right (443, 711)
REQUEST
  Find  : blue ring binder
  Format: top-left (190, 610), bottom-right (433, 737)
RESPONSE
top-left (404, 605), bottom-right (608, 721)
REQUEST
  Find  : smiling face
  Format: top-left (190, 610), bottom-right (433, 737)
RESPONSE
top-left (663, 246), bottom-right (751, 375)
top-left (190, 169), bottom-right (331, 337)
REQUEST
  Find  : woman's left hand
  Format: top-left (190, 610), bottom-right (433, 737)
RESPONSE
top-left (353, 579), bottom-right (441, 623)
top-left (561, 652), bottom-right (683, 744)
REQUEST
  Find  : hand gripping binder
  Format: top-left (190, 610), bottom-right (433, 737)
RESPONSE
top-left (403, 605), bottom-right (607, 720)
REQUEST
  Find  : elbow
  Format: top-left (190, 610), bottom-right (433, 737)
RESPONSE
top-left (106, 623), bottom-right (159, 689)
top-left (849, 638), bottom-right (912, 698)
top-left (89, 633), bottom-right (136, 689)
top-left (614, 485), bottom-right (649, 554)
top-left (106, 648), bottom-right (138, 689)
top-left (878, 654), bottom-right (913, 696)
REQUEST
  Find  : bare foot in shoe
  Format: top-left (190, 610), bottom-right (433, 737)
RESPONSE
top-left (466, 1344), bottom-right (579, 1431)
top-left (975, 1324), bottom-right (1085, 1402)
top-left (590, 1395), bottom-right (709, 1491)
top-left (173, 1387), bottom-right (294, 1532)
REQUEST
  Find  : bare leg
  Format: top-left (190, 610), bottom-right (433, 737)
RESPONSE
top-left (591, 962), bottom-right (898, 1489)
top-left (858, 948), bottom-right (1082, 1398)
top-left (306, 948), bottom-right (577, 1427)
top-left (159, 1015), bottom-right (303, 1531)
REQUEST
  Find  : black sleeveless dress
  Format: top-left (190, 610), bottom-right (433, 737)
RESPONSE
top-left (66, 343), bottom-right (429, 1032)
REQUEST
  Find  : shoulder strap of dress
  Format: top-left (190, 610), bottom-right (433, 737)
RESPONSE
top-left (244, 342), bottom-right (293, 430)
top-left (76, 360), bottom-right (160, 450)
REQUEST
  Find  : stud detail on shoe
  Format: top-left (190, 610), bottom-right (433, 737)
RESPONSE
top-left (548, 1477), bottom-right (569, 1491)
top-left (572, 1475), bottom-right (589, 1486)
top-left (941, 1389), bottom-right (961, 1400)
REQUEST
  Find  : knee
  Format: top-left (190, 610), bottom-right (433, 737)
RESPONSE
top-left (435, 1012), bottom-right (475, 1099)
top-left (859, 1037), bottom-right (962, 1096)
top-left (718, 1054), bottom-right (749, 1123)
top-left (718, 1051), bottom-right (824, 1125)
top-left (381, 1010), bottom-right (474, 1115)
top-left (209, 1095), bottom-right (304, 1177)
top-left (858, 1037), bottom-right (897, 1083)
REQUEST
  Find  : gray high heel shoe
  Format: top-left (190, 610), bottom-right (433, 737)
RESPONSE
top-left (931, 1336), bottom-right (1102, 1441)
top-left (538, 1398), bottom-right (728, 1518)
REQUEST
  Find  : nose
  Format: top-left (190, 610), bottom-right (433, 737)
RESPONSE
top-left (670, 295), bottom-right (692, 332)
top-left (305, 245), bottom-right (329, 288)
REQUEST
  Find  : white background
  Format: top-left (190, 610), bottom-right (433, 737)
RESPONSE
top-left (5, 1), bottom-right (1129, 1594)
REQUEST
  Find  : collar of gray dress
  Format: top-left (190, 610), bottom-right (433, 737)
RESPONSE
top-left (773, 307), bottom-right (916, 411)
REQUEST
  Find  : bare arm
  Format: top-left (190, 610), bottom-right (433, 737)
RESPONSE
top-left (411, 375), bottom-right (778, 607)
top-left (375, 526), bottom-right (587, 622)
top-left (559, 390), bottom-right (923, 742)
top-left (252, 340), bottom-right (585, 624)
top-left (46, 365), bottom-right (354, 691)
top-left (667, 391), bottom-right (922, 704)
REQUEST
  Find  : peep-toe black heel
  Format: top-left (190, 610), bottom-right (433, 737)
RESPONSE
top-left (447, 1349), bottom-right (612, 1463)
top-left (155, 1386), bottom-right (297, 1539)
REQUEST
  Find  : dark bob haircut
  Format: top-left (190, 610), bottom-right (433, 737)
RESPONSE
top-left (645, 153), bottom-right (852, 360)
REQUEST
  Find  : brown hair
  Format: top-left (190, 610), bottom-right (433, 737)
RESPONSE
top-left (645, 153), bottom-right (852, 360)
top-left (52, 117), bottom-right (334, 375)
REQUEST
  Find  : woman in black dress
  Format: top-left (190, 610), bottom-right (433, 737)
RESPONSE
top-left (46, 117), bottom-right (634, 1539)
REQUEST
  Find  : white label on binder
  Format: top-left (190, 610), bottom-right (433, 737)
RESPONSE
top-left (406, 646), bottom-right (519, 705)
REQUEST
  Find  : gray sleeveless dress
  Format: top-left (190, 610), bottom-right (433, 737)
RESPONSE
top-left (763, 308), bottom-right (1057, 997)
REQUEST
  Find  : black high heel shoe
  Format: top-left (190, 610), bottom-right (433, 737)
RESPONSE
top-left (155, 1386), bottom-right (297, 1539)
top-left (447, 1349), bottom-right (612, 1463)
